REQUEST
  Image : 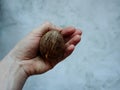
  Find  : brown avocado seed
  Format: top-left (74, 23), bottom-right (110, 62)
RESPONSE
top-left (39, 30), bottom-right (65, 62)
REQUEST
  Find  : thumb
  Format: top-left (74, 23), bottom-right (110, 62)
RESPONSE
top-left (31, 22), bottom-right (62, 37)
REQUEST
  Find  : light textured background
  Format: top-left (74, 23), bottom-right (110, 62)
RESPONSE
top-left (0, 0), bottom-right (120, 90)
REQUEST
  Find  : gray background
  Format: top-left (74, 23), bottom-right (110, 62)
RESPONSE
top-left (0, 0), bottom-right (120, 90)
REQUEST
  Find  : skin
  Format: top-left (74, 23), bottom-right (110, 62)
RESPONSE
top-left (0, 22), bottom-right (82, 90)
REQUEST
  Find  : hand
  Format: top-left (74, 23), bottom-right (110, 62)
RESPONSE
top-left (9, 22), bottom-right (82, 76)
top-left (0, 22), bottom-right (82, 90)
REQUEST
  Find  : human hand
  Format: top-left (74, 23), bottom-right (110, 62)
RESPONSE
top-left (0, 22), bottom-right (82, 90)
top-left (8, 22), bottom-right (82, 76)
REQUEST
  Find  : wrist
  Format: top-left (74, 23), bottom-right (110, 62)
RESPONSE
top-left (0, 54), bottom-right (28, 90)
